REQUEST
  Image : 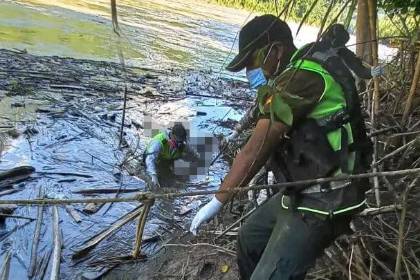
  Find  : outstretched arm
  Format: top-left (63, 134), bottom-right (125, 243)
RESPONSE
top-left (190, 119), bottom-right (287, 235)
top-left (216, 118), bottom-right (287, 203)
top-left (145, 140), bottom-right (162, 186)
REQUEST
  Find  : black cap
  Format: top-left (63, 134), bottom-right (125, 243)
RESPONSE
top-left (172, 123), bottom-right (187, 142)
top-left (226, 14), bottom-right (293, 72)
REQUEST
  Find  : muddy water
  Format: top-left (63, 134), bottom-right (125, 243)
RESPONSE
top-left (0, 47), bottom-right (250, 278)
top-left (0, 1), bottom-right (396, 279)
top-left (0, 0), bottom-right (250, 77)
top-left (0, 0), bottom-right (396, 71)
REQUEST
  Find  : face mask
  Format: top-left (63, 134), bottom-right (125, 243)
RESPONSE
top-left (246, 68), bottom-right (267, 89)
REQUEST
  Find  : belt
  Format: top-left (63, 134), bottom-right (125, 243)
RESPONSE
top-left (301, 180), bottom-right (351, 194)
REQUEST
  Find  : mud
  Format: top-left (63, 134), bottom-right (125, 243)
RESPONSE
top-left (0, 48), bottom-right (252, 279)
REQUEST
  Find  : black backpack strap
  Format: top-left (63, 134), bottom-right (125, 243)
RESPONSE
top-left (316, 110), bottom-right (351, 174)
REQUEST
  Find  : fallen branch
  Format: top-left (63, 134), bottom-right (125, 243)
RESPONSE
top-left (64, 205), bottom-right (82, 223)
top-left (35, 249), bottom-right (52, 280)
top-left (373, 138), bottom-right (417, 167)
top-left (0, 188), bottom-right (23, 196)
top-left (29, 187), bottom-right (44, 278)
top-left (37, 172), bottom-right (92, 178)
top-left (0, 251), bottom-right (11, 280)
top-left (49, 84), bottom-right (87, 90)
top-left (0, 213), bottom-right (35, 221)
top-left (50, 206), bottom-right (61, 280)
top-left (358, 204), bottom-right (402, 216)
top-left (163, 243), bottom-right (236, 256)
top-left (0, 166), bottom-right (35, 181)
top-left (132, 199), bottom-right (154, 258)
top-left (0, 167), bottom-right (419, 206)
top-left (394, 178), bottom-right (417, 280)
top-left (73, 187), bottom-right (140, 194)
top-left (0, 220), bottom-right (33, 242)
top-left (402, 50), bottom-right (420, 124)
top-left (0, 172), bottom-right (34, 189)
top-left (216, 207), bottom-right (256, 240)
top-left (73, 204), bottom-right (144, 259)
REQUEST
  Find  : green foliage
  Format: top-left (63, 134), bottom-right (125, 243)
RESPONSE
top-left (378, 0), bottom-right (419, 38)
top-left (211, 0), bottom-right (340, 25)
top-left (211, 0), bottom-right (418, 38)
top-left (378, 0), bottom-right (420, 16)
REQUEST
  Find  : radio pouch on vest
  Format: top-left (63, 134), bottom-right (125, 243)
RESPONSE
top-left (282, 118), bottom-right (340, 188)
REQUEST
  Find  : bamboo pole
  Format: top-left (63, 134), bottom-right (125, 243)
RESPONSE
top-left (36, 249), bottom-right (52, 280)
top-left (132, 199), bottom-right (154, 258)
top-left (110, 0), bottom-right (119, 33)
top-left (28, 188), bottom-right (44, 278)
top-left (50, 206), bottom-right (61, 280)
top-left (402, 52), bottom-right (420, 125)
top-left (73, 205), bottom-right (144, 259)
top-left (367, 0), bottom-right (381, 207)
top-left (0, 251), bottom-right (11, 280)
top-left (0, 168), bottom-right (419, 207)
top-left (368, 0), bottom-right (379, 114)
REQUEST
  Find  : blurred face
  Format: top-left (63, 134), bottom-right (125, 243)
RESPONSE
top-left (169, 134), bottom-right (185, 150)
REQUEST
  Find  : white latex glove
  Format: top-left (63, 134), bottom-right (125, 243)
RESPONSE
top-left (371, 65), bottom-right (385, 78)
top-left (189, 197), bottom-right (223, 235)
top-left (150, 174), bottom-right (160, 188)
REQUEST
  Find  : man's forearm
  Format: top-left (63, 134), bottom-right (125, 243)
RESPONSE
top-left (216, 148), bottom-right (265, 203)
top-left (145, 154), bottom-right (158, 176)
top-left (215, 119), bottom-right (287, 204)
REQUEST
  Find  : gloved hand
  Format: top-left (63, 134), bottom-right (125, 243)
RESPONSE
top-left (150, 174), bottom-right (160, 188)
top-left (189, 196), bottom-right (223, 235)
top-left (371, 65), bottom-right (385, 78)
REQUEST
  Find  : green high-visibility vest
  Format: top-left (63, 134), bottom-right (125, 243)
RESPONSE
top-left (146, 132), bottom-right (183, 161)
top-left (260, 51), bottom-right (366, 216)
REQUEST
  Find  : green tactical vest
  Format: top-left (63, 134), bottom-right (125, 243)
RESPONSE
top-left (260, 52), bottom-right (367, 216)
top-left (146, 132), bottom-right (183, 161)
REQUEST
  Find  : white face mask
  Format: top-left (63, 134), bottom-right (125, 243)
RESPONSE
top-left (246, 68), bottom-right (267, 89)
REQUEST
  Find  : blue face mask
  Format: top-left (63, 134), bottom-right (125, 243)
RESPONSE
top-left (246, 68), bottom-right (267, 89)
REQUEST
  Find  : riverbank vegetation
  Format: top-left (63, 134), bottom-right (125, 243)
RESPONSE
top-left (211, 0), bottom-right (419, 39)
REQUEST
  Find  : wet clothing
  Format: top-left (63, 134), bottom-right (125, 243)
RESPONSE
top-left (238, 48), bottom-right (369, 279)
top-left (238, 192), bottom-right (352, 280)
top-left (143, 131), bottom-right (198, 177)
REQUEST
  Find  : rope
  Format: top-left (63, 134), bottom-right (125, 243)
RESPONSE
top-left (1, 168), bottom-right (419, 206)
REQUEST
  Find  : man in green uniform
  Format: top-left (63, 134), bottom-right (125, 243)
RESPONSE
top-left (190, 15), bottom-right (372, 279)
top-left (143, 123), bottom-right (198, 188)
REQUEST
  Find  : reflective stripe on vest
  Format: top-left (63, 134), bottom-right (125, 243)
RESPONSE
top-left (280, 54), bottom-right (364, 215)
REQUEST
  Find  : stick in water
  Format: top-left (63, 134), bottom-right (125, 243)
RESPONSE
top-left (73, 205), bottom-right (144, 259)
top-left (29, 187), bottom-right (44, 278)
top-left (50, 206), bottom-right (61, 280)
